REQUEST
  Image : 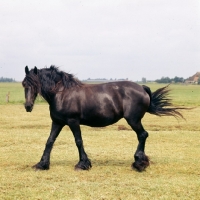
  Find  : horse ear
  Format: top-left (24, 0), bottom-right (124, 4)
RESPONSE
top-left (25, 66), bottom-right (29, 74)
top-left (34, 66), bottom-right (38, 75)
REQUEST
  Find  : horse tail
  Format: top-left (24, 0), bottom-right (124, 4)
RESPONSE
top-left (142, 84), bottom-right (184, 119)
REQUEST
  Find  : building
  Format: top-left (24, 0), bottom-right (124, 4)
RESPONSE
top-left (186, 72), bottom-right (200, 84)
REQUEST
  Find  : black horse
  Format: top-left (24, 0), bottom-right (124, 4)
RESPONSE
top-left (22, 65), bottom-right (184, 172)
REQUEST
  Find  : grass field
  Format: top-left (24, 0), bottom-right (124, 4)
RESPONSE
top-left (0, 82), bottom-right (200, 199)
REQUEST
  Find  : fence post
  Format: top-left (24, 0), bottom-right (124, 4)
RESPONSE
top-left (6, 92), bottom-right (10, 103)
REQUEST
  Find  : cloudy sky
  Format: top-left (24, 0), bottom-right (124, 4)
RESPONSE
top-left (0, 0), bottom-right (199, 81)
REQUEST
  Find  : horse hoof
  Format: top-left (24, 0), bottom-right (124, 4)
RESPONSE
top-left (132, 154), bottom-right (150, 172)
top-left (32, 163), bottom-right (49, 171)
top-left (74, 166), bottom-right (84, 171)
top-left (74, 160), bottom-right (92, 171)
top-left (74, 164), bottom-right (91, 171)
top-left (132, 162), bottom-right (146, 172)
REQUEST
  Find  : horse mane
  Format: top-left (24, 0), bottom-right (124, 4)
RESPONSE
top-left (23, 65), bottom-right (83, 96)
top-left (39, 66), bottom-right (83, 93)
top-left (54, 66), bottom-right (83, 89)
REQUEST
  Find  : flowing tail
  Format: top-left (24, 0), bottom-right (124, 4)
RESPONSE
top-left (142, 85), bottom-right (184, 119)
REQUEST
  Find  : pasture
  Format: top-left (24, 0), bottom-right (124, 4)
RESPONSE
top-left (0, 82), bottom-right (200, 199)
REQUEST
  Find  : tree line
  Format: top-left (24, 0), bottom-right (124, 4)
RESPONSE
top-left (0, 77), bottom-right (16, 82)
top-left (155, 76), bottom-right (184, 83)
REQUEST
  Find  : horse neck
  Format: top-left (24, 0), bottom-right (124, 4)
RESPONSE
top-left (40, 90), bottom-right (52, 104)
top-left (39, 78), bottom-right (65, 105)
top-left (37, 78), bottom-right (54, 105)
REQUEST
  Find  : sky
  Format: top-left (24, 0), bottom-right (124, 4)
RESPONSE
top-left (0, 0), bottom-right (200, 81)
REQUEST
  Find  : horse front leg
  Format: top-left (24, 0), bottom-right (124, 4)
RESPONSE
top-left (32, 121), bottom-right (63, 170)
top-left (68, 119), bottom-right (91, 170)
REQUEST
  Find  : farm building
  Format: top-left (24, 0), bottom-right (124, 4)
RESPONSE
top-left (185, 72), bottom-right (200, 84)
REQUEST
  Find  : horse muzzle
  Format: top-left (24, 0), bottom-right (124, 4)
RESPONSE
top-left (25, 103), bottom-right (33, 112)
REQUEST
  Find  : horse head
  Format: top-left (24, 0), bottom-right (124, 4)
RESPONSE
top-left (22, 66), bottom-right (40, 112)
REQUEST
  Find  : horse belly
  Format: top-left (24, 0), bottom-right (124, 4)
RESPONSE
top-left (80, 103), bottom-right (123, 127)
top-left (80, 114), bottom-right (122, 127)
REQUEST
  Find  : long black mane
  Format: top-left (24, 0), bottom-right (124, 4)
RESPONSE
top-left (39, 66), bottom-right (83, 95)
top-left (23, 65), bottom-right (83, 95)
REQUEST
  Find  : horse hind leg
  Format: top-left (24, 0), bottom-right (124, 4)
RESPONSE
top-left (126, 119), bottom-right (150, 172)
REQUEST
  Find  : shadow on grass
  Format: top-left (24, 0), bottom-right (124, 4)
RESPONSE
top-left (49, 158), bottom-right (134, 168)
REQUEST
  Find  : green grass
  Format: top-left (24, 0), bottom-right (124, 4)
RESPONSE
top-left (0, 83), bottom-right (200, 199)
top-left (0, 82), bottom-right (45, 105)
top-left (1, 82), bottom-right (200, 106)
top-left (0, 82), bottom-right (24, 104)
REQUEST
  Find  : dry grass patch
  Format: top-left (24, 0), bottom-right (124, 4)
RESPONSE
top-left (0, 105), bottom-right (200, 199)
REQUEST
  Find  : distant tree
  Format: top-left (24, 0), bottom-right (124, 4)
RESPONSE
top-left (0, 77), bottom-right (16, 82)
top-left (155, 76), bottom-right (184, 84)
top-left (155, 77), bottom-right (171, 83)
top-left (142, 77), bottom-right (146, 83)
top-left (173, 76), bottom-right (184, 83)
